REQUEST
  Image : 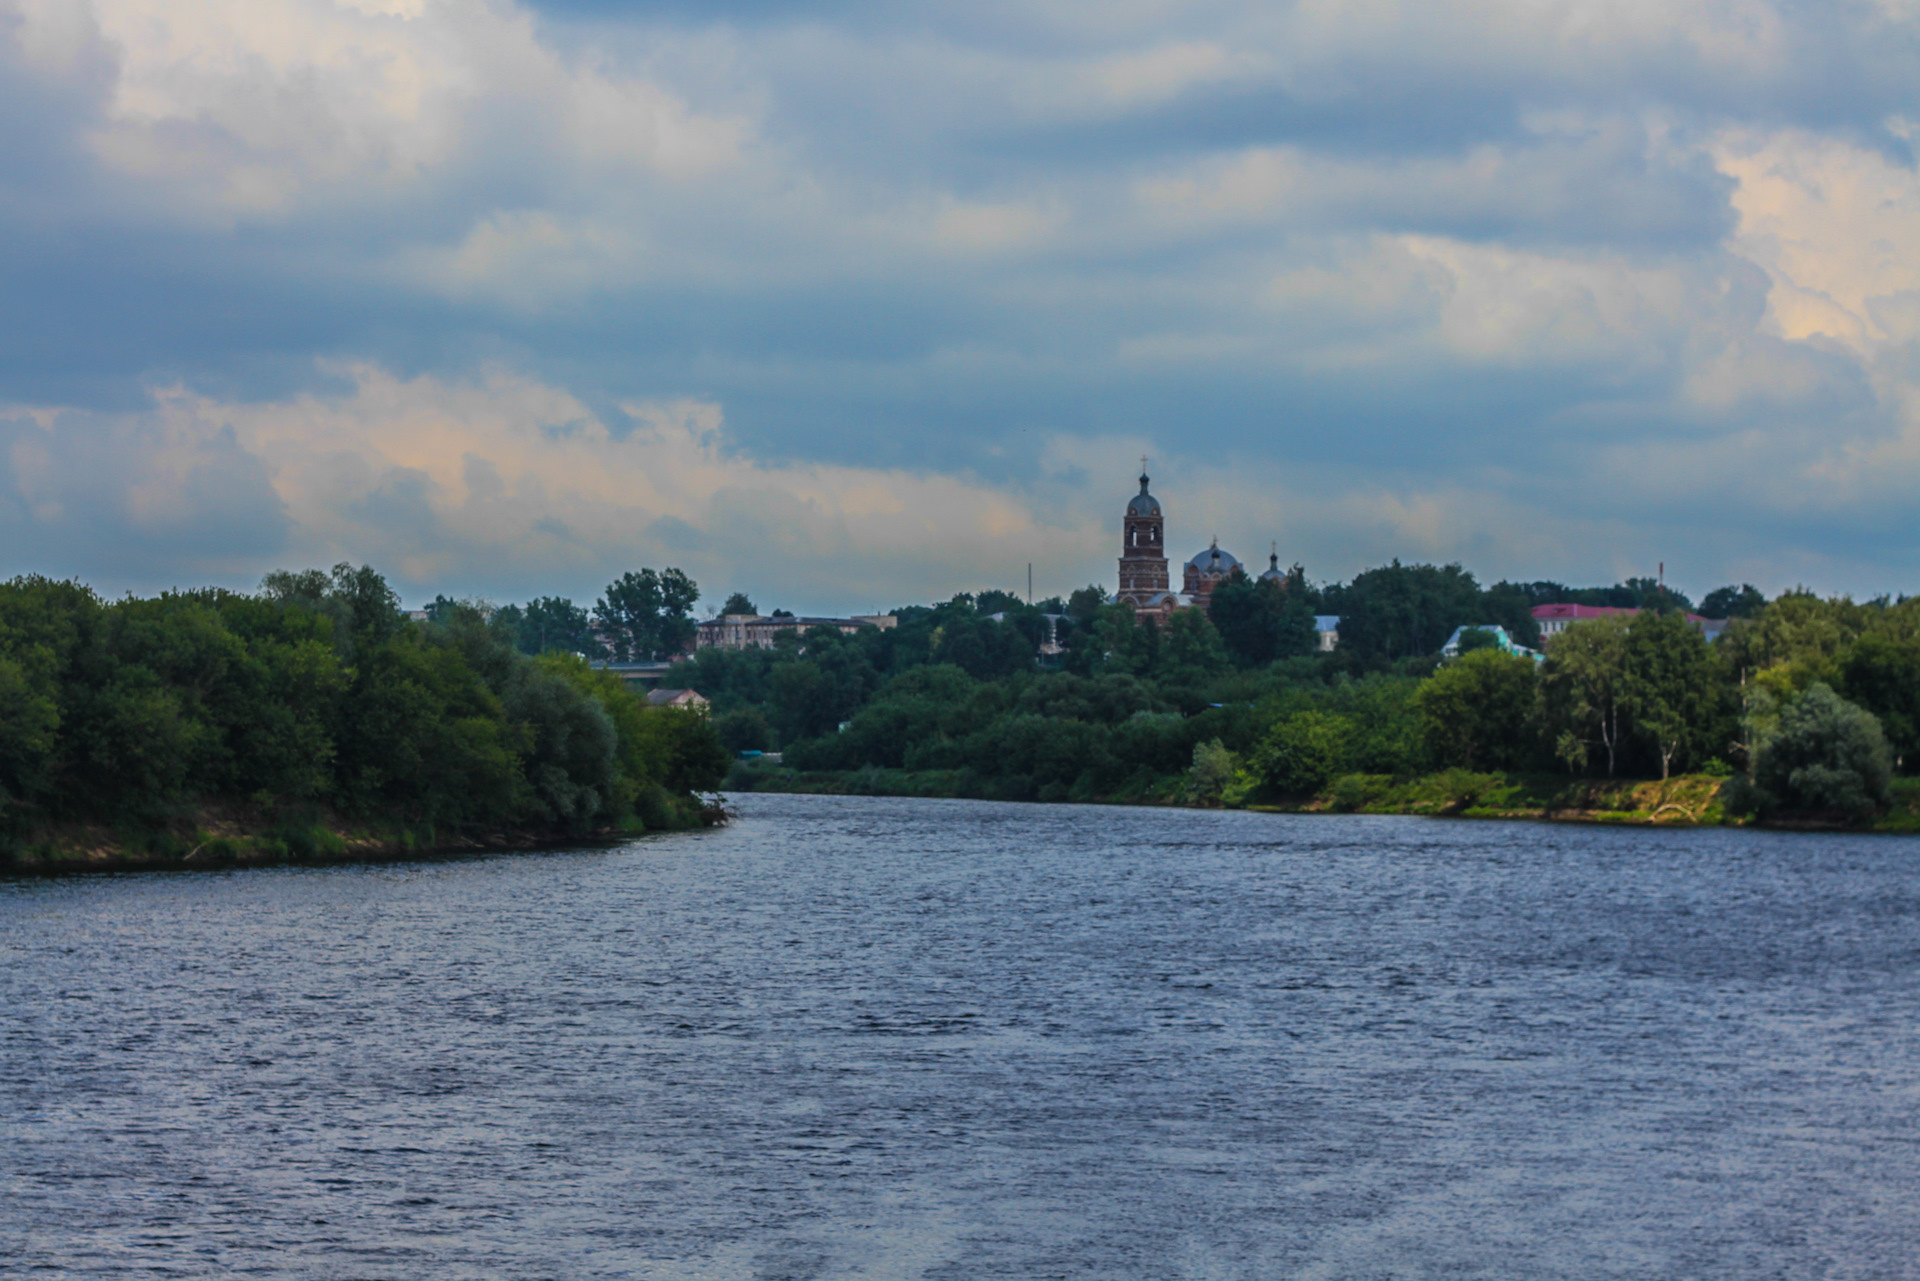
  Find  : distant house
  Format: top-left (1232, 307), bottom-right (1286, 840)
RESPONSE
top-left (1441, 625), bottom-right (1543, 662)
top-left (1531, 603), bottom-right (1729, 642)
top-left (1313, 616), bottom-right (1340, 652)
top-left (645, 688), bottom-right (710, 711)
top-left (695, 613), bottom-right (897, 651)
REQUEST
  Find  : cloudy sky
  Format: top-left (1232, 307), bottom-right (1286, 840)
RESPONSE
top-left (2, 0), bottom-right (1917, 612)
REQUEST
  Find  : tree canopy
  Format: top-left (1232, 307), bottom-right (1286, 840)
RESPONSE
top-left (0, 566), bottom-right (728, 852)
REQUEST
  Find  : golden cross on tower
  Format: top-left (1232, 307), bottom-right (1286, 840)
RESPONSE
top-left (1140, 455), bottom-right (1149, 476)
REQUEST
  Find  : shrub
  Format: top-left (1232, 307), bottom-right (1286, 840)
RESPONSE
top-left (1412, 649), bottom-right (1542, 771)
top-left (1255, 710), bottom-right (1356, 795)
top-left (1324, 773), bottom-right (1383, 812)
top-left (1731, 683), bottom-right (1892, 819)
top-left (633, 783), bottom-right (677, 831)
top-left (1186, 738), bottom-right (1235, 805)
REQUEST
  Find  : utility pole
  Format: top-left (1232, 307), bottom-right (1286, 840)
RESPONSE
top-left (1028, 563), bottom-right (1033, 605)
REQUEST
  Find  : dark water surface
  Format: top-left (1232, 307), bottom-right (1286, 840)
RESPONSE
top-left (6, 795), bottom-right (1920, 1279)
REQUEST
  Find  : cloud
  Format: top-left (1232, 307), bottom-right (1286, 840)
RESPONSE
top-left (2, 0), bottom-right (1919, 602)
top-left (0, 404), bottom-right (289, 583)
top-left (5, 345), bottom-right (1915, 611)
top-left (1717, 124), bottom-right (1920, 347)
top-left (0, 365), bottom-right (1109, 608)
top-left (67, 0), bottom-right (745, 223)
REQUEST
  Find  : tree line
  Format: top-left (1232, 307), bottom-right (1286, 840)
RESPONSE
top-left (443, 566), bottom-right (703, 662)
top-left (0, 565), bottom-right (728, 854)
top-left (6, 553), bottom-right (1911, 848)
top-left (691, 565), bottom-right (1916, 823)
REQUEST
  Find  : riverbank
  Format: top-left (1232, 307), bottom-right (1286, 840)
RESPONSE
top-left (1, 797), bottom-right (727, 876)
top-left (724, 759), bottom-right (1920, 832)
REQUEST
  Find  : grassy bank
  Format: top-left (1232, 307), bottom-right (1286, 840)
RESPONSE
top-left (726, 759), bottom-right (1920, 832)
top-left (2, 795), bottom-right (726, 876)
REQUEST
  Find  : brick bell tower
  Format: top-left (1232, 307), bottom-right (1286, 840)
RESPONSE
top-left (1117, 461), bottom-right (1170, 604)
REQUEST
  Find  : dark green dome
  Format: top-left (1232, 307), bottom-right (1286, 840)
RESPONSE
top-left (1128, 473), bottom-right (1160, 517)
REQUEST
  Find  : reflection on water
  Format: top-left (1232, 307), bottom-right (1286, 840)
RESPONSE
top-left (5, 795), bottom-right (1918, 1278)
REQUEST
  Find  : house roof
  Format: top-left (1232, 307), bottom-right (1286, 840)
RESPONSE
top-left (1531, 603), bottom-right (1721, 626)
top-left (1531, 603), bottom-right (1638, 621)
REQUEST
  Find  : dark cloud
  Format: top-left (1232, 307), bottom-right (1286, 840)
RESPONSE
top-left (2, 0), bottom-right (1918, 597)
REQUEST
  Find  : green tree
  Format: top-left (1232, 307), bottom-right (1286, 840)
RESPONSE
top-left (1186, 738), bottom-right (1236, 804)
top-left (719, 591), bottom-right (757, 616)
top-left (975, 589), bottom-right (1026, 614)
top-left (0, 653), bottom-right (59, 824)
top-left (1088, 603), bottom-right (1162, 676)
top-left (332, 631), bottom-right (523, 824)
top-left (713, 706), bottom-right (772, 754)
top-left (260, 563), bottom-right (405, 659)
top-left (765, 632), bottom-right (882, 744)
top-left (212, 597), bottom-right (344, 802)
top-left (1541, 616), bottom-right (1630, 776)
top-left (1700, 584), bottom-right (1766, 619)
top-left (933, 613), bottom-right (1035, 679)
top-left (536, 652), bottom-right (723, 805)
top-left (514, 596), bottom-right (600, 657)
top-left (1718, 590), bottom-right (1865, 690)
top-left (595, 568), bottom-right (700, 661)
top-left (1160, 608), bottom-right (1231, 684)
top-left (1412, 649), bottom-right (1541, 771)
top-left (1733, 683), bottom-right (1892, 818)
top-left (1620, 610), bottom-right (1726, 779)
top-left (1209, 569), bottom-right (1317, 667)
top-left (1322, 561), bottom-right (1484, 660)
top-left (1841, 634), bottom-right (1920, 772)
top-left (1254, 710), bottom-right (1357, 794)
top-left (634, 702), bottom-right (732, 794)
top-left (501, 663), bottom-right (620, 827)
top-left (1065, 585), bottom-right (1107, 623)
top-left (1622, 576), bottom-right (1694, 613)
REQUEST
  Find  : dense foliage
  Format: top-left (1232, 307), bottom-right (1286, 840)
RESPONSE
top-left (0, 565), bottom-right (727, 851)
top-left (695, 570), bottom-right (1916, 820)
top-left (1729, 683), bottom-right (1894, 819)
top-left (6, 553), bottom-right (1913, 845)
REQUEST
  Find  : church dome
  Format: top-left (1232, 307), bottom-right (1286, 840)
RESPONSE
top-left (1127, 473), bottom-right (1161, 517)
top-left (1186, 540), bottom-right (1241, 575)
top-left (1259, 548), bottom-right (1285, 583)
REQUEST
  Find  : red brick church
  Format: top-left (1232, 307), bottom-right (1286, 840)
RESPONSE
top-left (1113, 465), bottom-right (1284, 620)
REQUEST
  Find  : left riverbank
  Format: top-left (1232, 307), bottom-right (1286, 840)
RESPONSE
top-left (2, 798), bottom-right (727, 876)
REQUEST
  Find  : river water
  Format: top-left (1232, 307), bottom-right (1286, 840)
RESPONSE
top-left (5, 794), bottom-right (1919, 1279)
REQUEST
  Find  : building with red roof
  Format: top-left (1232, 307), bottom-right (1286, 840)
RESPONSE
top-left (1532, 603), bottom-right (1729, 642)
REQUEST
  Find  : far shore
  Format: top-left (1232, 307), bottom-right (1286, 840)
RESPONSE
top-left (724, 762), bottom-right (1920, 834)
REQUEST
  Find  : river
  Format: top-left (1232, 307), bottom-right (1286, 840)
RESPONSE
top-left (6, 794), bottom-right (1918, 1278)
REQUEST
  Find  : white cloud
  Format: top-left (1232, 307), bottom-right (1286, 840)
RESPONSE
top-left (1717, 126), bottom-right (1920, 348)
top-left (70, 365), bottom-right (1103, 607)
top-left (18, 0), bottom-right (746, 226)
